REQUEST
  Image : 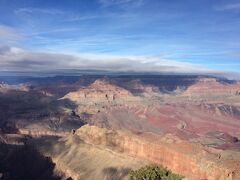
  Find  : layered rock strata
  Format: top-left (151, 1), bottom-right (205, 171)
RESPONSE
top-left (75, 125), bottom-right (240, 180)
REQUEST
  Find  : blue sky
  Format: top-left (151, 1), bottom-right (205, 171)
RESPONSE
top-left (0, 0), bottom-right (240, 76)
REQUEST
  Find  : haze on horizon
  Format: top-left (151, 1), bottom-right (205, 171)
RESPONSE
top-left (0, 0), bottom-right (240, 78)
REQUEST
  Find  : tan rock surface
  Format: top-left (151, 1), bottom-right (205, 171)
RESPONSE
top-left (38, 133), bottom-right (146, 180)
top-left (74, 125), bottom-right (240, 180)
top-left (64, 79), bottom-right (133, 103)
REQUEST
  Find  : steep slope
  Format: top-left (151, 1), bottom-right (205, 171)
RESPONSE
top-left (63, 79), bottom-right (140, 114)
top-left (36, 134), bottom-right (146, 180)
top-left (0, 142), bottom-right (61, 180)
top-left (74, 125), bottom-right (240, 180)
top-left (185, 78), bottom-right (240, 95)
top-left (64, 79), bottom-right (133, 102)
top-left (38, 125), bottom-right (240, 180)
top-left (0, 90), bottom-right (85, 135)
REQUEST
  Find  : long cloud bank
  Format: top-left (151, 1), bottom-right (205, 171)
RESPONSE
top-left (0, 46), bottom-right (209, 72)
top-left (0, 46), bottom-right (239, 79)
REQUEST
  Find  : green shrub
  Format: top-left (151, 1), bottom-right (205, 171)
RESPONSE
top-left (129, 165), bottom-right (183, 180)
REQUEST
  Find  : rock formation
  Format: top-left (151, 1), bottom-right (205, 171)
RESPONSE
top-left (1, 75), bottom-right (240, 180)
top-left (74, 125), bottom-right (240, 180)
top-left (185, 77), bottom-right (240, 95)
top-left (64, 79), bottom-right (132, 102)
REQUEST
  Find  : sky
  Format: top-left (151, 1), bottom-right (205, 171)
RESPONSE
top-left (0, 0), bottom-right (240, 77)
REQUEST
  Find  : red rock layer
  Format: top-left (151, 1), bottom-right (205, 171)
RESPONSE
top-left (64, 79), bottom-right (132, 102)
top-left (75, 125), bottom-right (240, 180)
top-left (185, 78), bottom-right (240, 95)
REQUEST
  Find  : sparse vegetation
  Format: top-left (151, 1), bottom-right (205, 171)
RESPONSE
top-left (129, 165), bottom-right (183, 180)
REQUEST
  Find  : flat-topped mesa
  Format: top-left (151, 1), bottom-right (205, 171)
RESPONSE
top-left (74, 125), bottom-right (240, 180)
top-left (185, 77), bottom-right (240, 95)
top-left (63, 79), bottom-right (133, 102)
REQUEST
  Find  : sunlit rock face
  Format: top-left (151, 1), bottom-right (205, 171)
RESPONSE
top-left (75, 125), bottom-right (240, 180)
top-left (62, 77), bottom-right (240, 140)
top-left (185, 77), bottom-right (240, 95)
top-left (64, 79), bottom-right (132, 102)
top-left (63, 79), bottom-right (141, 114)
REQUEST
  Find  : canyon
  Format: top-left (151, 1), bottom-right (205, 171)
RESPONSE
top-left (74, 125), bottom-right (240, 179)
top-left (0, 75), bottom-right (240, 179)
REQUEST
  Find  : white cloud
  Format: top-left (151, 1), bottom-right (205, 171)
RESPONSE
top-left (0, 25), bottom-right (22, 42)
top-left (14, 7), bottom-right (64, 15)
top-left (99, 0), bottom-right (143, 7)
top-left (0, 46), bottom-right (216, 74)
top-left (215, 3), bottom-right (240, 11)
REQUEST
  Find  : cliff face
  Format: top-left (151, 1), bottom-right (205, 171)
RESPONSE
top-left (64, 79), bottom-right (132, 102)
top-left (63, 79), bottom-right (141, 114)
top-left (75, 125), bottom-right (240, 180)
top-left (185, 78), bottom-right (240, 95)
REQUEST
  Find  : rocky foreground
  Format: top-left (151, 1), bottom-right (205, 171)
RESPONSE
top-left (34, 125), bottom-right (239, 180)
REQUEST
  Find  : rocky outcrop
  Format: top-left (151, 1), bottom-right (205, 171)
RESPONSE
top-left (64, 79), bottom-right (133, 102)
top-left (185, 78), bottom-right (240, 95)
top-left (63, 79), bottom-right (140, 114)
top-left (75, 125), bottom-right (240, 180)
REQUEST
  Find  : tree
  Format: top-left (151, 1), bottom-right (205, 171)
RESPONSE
top-left (129, 165), bottom-right (183, 180)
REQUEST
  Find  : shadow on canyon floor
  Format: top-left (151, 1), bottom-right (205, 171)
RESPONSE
top-left (0, 143), bottom-right (61, 180)
top-left (0, 90), bottom-right (86, 134)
